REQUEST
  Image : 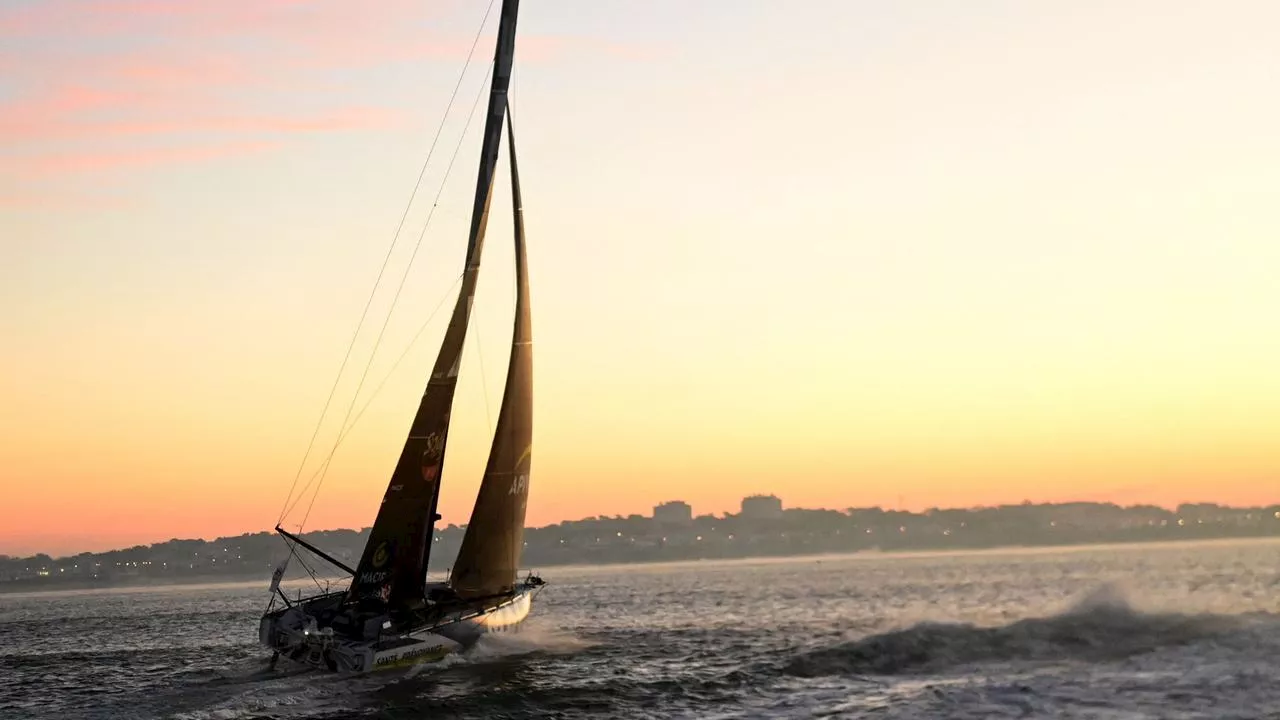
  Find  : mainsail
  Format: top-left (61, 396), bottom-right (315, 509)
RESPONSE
top-left (450, 108), bottom-right (533, 599)
top-left (346, 0), bottom-right (523, 607)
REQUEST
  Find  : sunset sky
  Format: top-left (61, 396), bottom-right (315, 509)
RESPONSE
top-left (3, 0), bottom-right (1279, 556)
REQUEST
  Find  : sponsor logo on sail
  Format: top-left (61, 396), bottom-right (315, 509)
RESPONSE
top-left (508, 473), bottom-right (528, 496)
top-left (515, 444), bottom-right (532, 469)
top-left (422, 432), bottom-right (444, 461)
top-left (420, 433), bottom-right (444, 484)
top-left (371, 541), bottom-right (390, 569)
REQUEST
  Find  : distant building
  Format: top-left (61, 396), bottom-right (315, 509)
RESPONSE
top-left (653, 501), bottom-right (693, 525)
top-left (741, 494), bottom-right (783, 519)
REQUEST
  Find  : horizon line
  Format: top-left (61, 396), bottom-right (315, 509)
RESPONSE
top-left (7, 497), bottom-right (1278, 560)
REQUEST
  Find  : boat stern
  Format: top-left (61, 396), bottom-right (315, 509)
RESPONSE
top-left (259, 602), bottom-right (377, 672)
top-left (259, 599), bottom-right (467, 673)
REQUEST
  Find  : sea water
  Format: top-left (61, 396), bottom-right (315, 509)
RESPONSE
top-left (1, 538), bottom-right (1277, 719)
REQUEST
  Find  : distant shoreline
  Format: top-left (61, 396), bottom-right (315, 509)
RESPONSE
top-left (0, 572), bottom-right (265, 596)
top-left (4, 534), bottom-right (1277, 597)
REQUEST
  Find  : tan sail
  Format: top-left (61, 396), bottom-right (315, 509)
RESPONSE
top-left (346, 0), bottom-right (523, 608)
top-left (451, 107), bottom-right (533, 599)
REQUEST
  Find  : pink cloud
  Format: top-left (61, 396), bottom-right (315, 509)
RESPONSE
top-left (97, 54), bottom-right (251, 87)
top-left (0, 0), bottom-right (418, 38)
top-left (0, 184), bottom-right (140, 211)
top-left (0, 2), bottom-right (425, 185)
top-left (0, 0), bottom-right (656, 196)
top-left (0, 87), bottom-right (403, 142)
top-left (0, 188), bottom-right (70, 210)
top-left (19, 139), bottom-right (280, 176)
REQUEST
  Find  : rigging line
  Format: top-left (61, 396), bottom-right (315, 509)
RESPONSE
top-left (338, 275), bottom-right (464, 445)
top-left (274, 0), bottom-right (498, 525)
top-left (281, 536), bottom-right (325, 593)
top-left (297, 550), bottom-right (324, 593)
top-left (294, 61), bottom-right (497, 531)
top-left (273, 282), bottom-right (386, 526)
top-left (278, 274), bottom-right (462, 522)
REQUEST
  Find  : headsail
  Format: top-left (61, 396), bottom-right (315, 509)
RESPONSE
top-left (450, 106), bottom-right (533, 600)
top-left (346, 0), bottom-right (523, 607)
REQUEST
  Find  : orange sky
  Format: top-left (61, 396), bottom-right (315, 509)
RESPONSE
top-left (3, 0), bottom-right (1280, 556)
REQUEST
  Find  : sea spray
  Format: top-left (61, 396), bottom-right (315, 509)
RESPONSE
top-left (783, 582), bottom-right (1240, 677)
top-left (467, 617), bottom-right (596, 660)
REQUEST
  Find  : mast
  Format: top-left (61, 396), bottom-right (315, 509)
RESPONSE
top-left (450, 105), bottom-right (533, 599)
top-left (346, 0), bottom-right (522, 608)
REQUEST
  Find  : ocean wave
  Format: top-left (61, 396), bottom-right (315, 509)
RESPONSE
top-left (783, 583), bottom-right (1269, 677)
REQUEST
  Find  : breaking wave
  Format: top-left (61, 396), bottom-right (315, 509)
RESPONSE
top-left (784, 583), bottom-right (1253, 677)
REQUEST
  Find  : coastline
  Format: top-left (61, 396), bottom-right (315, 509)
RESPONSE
top-left (4, 534), bottom-right (1277, 597)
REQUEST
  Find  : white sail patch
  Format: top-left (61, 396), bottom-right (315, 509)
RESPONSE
top-left (268, 556), bottom-right (290, 594)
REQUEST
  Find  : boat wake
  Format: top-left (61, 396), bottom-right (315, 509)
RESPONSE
top-left (783, 583), bottom-right (1269, 678)
top-left (467, 618), bottom-right (597, 660)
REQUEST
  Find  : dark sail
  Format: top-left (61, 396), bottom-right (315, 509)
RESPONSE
top-left (346, 0), bottom-right (522, 607)
top-left (450, 107), bottom-right (533, 599)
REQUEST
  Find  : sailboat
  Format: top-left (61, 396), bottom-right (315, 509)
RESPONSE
top-left (257, 0), bottom-right (544, 673)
